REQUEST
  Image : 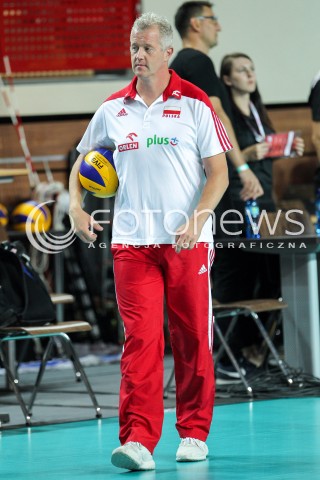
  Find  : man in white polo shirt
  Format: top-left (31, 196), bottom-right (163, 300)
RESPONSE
top-left (69, 12), bottom-right (230, 471)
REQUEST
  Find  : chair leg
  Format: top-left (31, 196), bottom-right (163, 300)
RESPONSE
top-left (58, 334), bottom-right (83, 382)
top-left (58, 333), bottom-right (102, 417)
top-left (214, 314), bottom-right (239, 364)
top-left (214, 321), bottom-right (253, 396)
top-left (247, 310), bottom-right (294, 384)
top-left (0, 343), bottom-right (32, 424)
top-left (27, 338), bottom-right (55, 413)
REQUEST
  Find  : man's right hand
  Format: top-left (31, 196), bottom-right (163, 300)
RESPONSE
top-left (238, 168), bottom-right (264, 201)
top-left (69, 206), bottom-right (103, 243)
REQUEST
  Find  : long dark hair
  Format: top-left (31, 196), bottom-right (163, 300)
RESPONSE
top-left (220, 53), bottom-right (274, 131)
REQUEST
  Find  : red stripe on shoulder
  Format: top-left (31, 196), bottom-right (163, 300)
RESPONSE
top-left (104, 77), bottom-right (137, 103)
top-left (105, 86), bottom-right (130, 102)
top-left (180, 78), bottom-right (214, 111)
top-left (180, 78), bottom-right (232, 151)
top-left (212, 111), bottom-right (233, 150)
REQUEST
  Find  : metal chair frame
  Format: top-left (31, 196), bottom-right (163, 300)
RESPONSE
top-left (164, 299), bottom-right (294, 398)
top-left (0, 321), bottom-right (102, 424)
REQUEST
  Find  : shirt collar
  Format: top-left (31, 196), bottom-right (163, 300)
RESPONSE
top-left (124, 76), bottom-right (138, 102)
top-left (124, 69), bottom-right (182, 103)
top-left (163, 70), bottom-right (182, 101)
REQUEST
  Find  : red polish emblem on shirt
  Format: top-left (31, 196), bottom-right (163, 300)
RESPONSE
top-left (162, 106), bottom-right (181, 118)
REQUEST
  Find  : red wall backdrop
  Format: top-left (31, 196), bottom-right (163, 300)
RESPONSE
top-left (0, 0), bottom-right (141, 74)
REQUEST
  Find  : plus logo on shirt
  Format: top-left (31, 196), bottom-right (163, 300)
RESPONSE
top-left (147, 135), bottom-right (179, 148)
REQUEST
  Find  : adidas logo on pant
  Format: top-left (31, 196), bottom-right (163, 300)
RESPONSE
top-left (198, 264), bottom-right (207, 275)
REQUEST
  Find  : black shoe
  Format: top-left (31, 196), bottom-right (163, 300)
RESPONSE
top-left (215, 363), bottom-right (245, 384)
top-left (215, 357), bottom-right (258, 385)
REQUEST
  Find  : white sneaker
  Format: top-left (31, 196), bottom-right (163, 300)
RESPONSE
top-left (111, 442), bottom-right (155, 470)
top-left (176, 437), bottom-right (209, 462)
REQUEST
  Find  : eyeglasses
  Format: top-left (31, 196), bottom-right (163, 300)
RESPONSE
top-left (196, 15), bottom-right (218, 22)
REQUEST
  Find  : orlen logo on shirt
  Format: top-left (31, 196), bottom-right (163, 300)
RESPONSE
top-left (118, 132), bottom-right (139, 152)
top-left (147, 135), bottom-right (179, 148)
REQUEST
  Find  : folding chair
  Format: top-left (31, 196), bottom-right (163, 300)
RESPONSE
top-left (0, 295), bottom-right (102, 425)
top-left (0, 226), bottom-right (101, 424)
top-left (163, 298), bottom-right (293, 398)
top-left (213, 298), bottom-right (294, 395)
top-left (210, 205), bottom-right (311, 394)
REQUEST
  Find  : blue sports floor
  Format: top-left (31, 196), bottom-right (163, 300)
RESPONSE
top-left (2, 397), bottom-right (320, 480)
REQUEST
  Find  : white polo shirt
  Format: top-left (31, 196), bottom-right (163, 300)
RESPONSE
top-left (77, 70), bottom-right (232, 245)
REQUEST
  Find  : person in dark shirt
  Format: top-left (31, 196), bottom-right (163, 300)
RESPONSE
top-left (309, 72), bottom-right (320, 189)
top-left (171, 1), bottom-right (263, 207)
top-left (171, 47), bottom-right (232, 119)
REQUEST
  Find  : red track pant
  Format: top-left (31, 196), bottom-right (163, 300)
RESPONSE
top-left (112, 243), bottom-right (215, 453)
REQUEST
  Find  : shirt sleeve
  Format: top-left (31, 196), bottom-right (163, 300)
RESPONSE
top-left (195, 99), bottom-right (233, 159)
top-left (77, 104), bottom-right (113, 154)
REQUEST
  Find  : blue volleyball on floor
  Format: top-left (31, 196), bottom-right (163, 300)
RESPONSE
top-left (11, 200), bottom-right (52, 232)
top-left (79, 148), bottom-right (118, 198)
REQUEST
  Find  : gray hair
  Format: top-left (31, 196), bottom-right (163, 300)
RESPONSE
top-left (131, 12), bottom-right (173, 50)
